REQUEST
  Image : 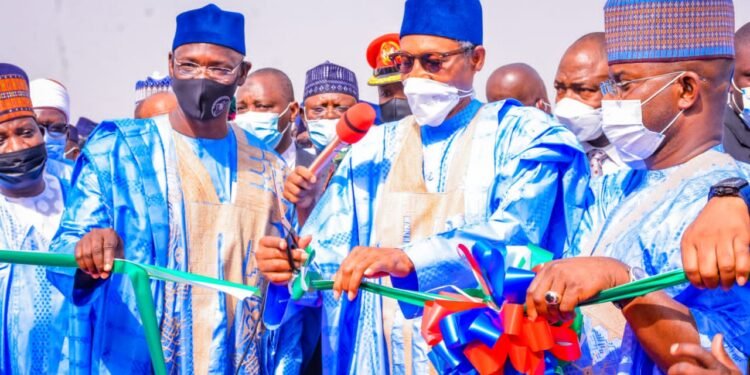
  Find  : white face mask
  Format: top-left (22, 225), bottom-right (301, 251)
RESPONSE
top-left (234, 104), bottom-right (291, 149)
top-left (304, 113), bottom-right (338, 151)
top-left (403, 77), bottom-right (474, 127)
top-left (553, 98), bottom-right (603, 142)
top-left (730, 79), bottom-right (750, 127)
top-left (601, 72), bottom-right (686, 168)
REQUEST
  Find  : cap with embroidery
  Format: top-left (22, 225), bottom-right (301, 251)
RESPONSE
top-left (400, 0), bottom-right (483, 46)
top-left (303, 61), bottom-right (359, 102)
top-left (135, 72), bottom-right (172, 104)
top-left (0, 63), bottom-right (34, 124)
top-left (173, 4), bottom-right (246, 55)
top-left (604, 0), bottom-right (735, 65)
top-left (366, 33), bottom-right (403, 86)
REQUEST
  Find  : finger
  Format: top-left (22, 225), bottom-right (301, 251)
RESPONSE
top-left (264, 272), bottom-right (295, 285)
top-left (74, 240), bottom-right (86, 271)
top-left (288, 171), bottom-right (313, 191)
top-left (295, 166), bottom-right (317, 184)
top-left (100, 232), bottom-right (119, 279)
top-left (681, 235), bottom-right (703, 288)
top-left (544, 278), bottom-right (567, 323)
top-left (292, 249), bottom-right (308, 263)
top-left (297, 235), bottom-right (313, 250)
top-left (733, 236), bottom-right (750, 287)
top-left (670, 342), bottom-right (720, 368)
top-left (667, 362), bottom-right (710, 375)
top-left (697, 239), bottom-right (719, 289)
top-left (81, 234), bottom-right (99, 278)
top-left (716, 236), bottom-right (736, 290)
top-left (346, 258), bottom-right (371, 301)
top-left (258, 259), bottom-right (296, 273)
top-left (283, 182), bottom-right (303, 202)
top-left (711, 334), bottom-right (740, 371)
top-left (527, 272), bottom-right (554, 321)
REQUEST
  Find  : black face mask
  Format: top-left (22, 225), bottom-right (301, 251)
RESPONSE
top-left (380, 98), bottom-right (412, 123)
top-left (172, 77), bottom-right (237, 121)
top-left (0, 143), bottom-right (47, 188)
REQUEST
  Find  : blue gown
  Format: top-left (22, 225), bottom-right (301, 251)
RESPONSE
top-left (564, 148), bottom-right (750, 374)
top-left (49, 116), bottom-right (296, 374)
top-left (268, 99), bottom-right (590, 374)
top-left (0, 160), bottom-right (84, 374)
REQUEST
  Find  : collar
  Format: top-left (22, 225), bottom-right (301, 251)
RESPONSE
top-left (421, 99), bottom-right (482, 144)
top-left (583, 142), bottom-right (625, 167)
top-left (280, 142), bottom-right (297, 168)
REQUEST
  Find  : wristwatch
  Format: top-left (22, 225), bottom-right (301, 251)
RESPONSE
top-left (613, 266), bottom-right (648, 310)
top-left (708, 178), bottom-right (750, 207)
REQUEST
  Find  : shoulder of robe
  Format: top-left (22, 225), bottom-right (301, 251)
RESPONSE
top-left (46, 159), bottom-right (73, 190)
top-left (83, 118), bottom-right (158, 155)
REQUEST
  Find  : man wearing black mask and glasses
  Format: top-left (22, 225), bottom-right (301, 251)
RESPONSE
top-left (49, 4), bottom-right (296, 374)
top-left (0, 63), bottom-right (80, 373)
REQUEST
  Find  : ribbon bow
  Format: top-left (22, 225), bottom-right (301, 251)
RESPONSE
top-left (421, 242), bottom-right (581, 375)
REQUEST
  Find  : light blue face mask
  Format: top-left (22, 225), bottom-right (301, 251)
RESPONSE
top-left (44, 130), bottom-right (67, 161)
top-left (234, 104), bottom-right (291, 149)
top-left (731, 79), bottom-right (750, 127)
top-left (305, 114), bottom-right (339, 152)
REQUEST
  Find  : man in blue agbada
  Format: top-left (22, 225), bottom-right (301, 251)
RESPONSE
top-left (255, 0), bottom-right (589, 373)
top-left (525, 0), bottom-right (750, 373)
top-left (49, 4), bottom-right (295, 374)
top-left (0, 64), bottom-right (80, 373)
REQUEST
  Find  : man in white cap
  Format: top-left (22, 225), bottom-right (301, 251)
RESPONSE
top-left (29, 78), bottom-right (75, 163)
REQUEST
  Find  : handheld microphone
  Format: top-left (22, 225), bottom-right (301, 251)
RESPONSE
top-left (308, 103), bottom-right (376, 175)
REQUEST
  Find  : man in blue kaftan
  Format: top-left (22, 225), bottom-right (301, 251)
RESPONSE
top-left (525, 0), bottom-right (750, 373)
top-left (0, 64), bottom-right (82, 374)
top-left (255, 0), bottom-right (589, 374)
top-left (49, 5), bottom-right (297, 374)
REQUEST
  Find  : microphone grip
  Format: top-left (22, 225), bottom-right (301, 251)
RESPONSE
top-left (308, 135), bottom-right (343, 176)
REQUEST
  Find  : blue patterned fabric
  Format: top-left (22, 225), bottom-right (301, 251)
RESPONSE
top-left (0, 160), bottom-right (85, 373)
top-left (48, 117), bottom-right (296, 374)
top-left (564, 148), bottom-right (750, 374)
top-left (176, 129), bottom-right (237, 203)
top-left (604, 0), bottom-right (735, 64)
top-left (303, 61), bottom-right (359, 101)
top-left (269, 99), bottom-right (589, 374)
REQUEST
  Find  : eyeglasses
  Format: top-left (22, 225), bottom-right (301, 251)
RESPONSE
top-left (389, 46), bottom-right (474, 74)
top-left (600, 71), bottom-right (686, 98)
top-left (38, 122), bottom-right (68, 135)
top-left (172, 59), bottom-right (243, 83)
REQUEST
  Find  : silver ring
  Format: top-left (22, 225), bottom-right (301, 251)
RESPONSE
top-left (544, 291), bottom-right (561, 306)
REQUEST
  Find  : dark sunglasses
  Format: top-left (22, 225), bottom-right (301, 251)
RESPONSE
top-left (389, 46), bottom-right (474, 74)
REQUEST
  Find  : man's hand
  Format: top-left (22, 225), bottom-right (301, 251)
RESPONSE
top-left (255, 235), bottom-right (311, 285)
top-left (526, 257), bottom-right (631, 323)
top-left (668, 334), bottom-right (742, 375)
top-left (74, 228), bottom-right (124, 279)
top-left (681, 196), bottom-right (750, 290)
top-left (333, 247), bottom-right (415, 301)
top-left (284, 166), bottom-right (320, 210)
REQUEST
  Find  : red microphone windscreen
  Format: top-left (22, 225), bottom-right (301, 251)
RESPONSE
top-left (336, 103), bottom-right (376, 144)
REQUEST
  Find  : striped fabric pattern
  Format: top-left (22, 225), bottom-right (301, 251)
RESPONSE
top-left (604, 0), bottom-right (735, 64)
top-left (0, 69), bottom-right (34, 123)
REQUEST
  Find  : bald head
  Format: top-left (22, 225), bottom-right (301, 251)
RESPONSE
top-left (486, 63), bottom-right (549, 112)
top-left (554, 32), bottom-right (609, 108)
top-left (134, 91), bottom-right (178, 119)
top-left (243, 68), bottom-right (294, 103)
top-left (731, 22), bottom-right (750, 113)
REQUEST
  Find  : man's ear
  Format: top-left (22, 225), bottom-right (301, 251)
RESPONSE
top-left (677, 71), bottom-right (701, 110)
top-left (236, 60), bottom-right (252, 86)
top-left (471, 46), bottom-right (486, 72)
top-left (167, 51), bottom-right (175, 78)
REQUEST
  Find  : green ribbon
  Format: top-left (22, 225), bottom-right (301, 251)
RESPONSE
top-left (0, 250), bottom-right (262, 375)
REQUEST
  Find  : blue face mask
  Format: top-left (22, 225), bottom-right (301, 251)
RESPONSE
top-left (235, 104), bottom-right (291, 149)
top-left (305, 113), bottom-right (338, 152)
top-left (44, 130), bottom-right (67, 161)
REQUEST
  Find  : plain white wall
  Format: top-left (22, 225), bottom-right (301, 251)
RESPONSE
top-left (2, 0), bottom-right (748, 123)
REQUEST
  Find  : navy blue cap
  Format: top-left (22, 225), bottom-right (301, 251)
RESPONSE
top-left (303, 61), bottom-right (359, 101)
top-left (400, 0), bottom-right (483, 45)
top-left (172, 4), bottom-right (246, 55)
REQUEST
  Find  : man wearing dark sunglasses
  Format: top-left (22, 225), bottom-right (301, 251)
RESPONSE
top-left (256, 0), bottom-right (588, 373)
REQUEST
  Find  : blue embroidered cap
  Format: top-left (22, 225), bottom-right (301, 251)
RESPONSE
top-left (303, 61), bottom-right (359, 102)
top-left (400, 0), bottom-right (483, 45)
top-left (604, 0), bottom-right (735, 65)
top-left (172, 4), bottom-right (246, 55)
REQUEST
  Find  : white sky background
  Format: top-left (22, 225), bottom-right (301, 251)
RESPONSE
top-left (2, 0), bottom-right (749, 123)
